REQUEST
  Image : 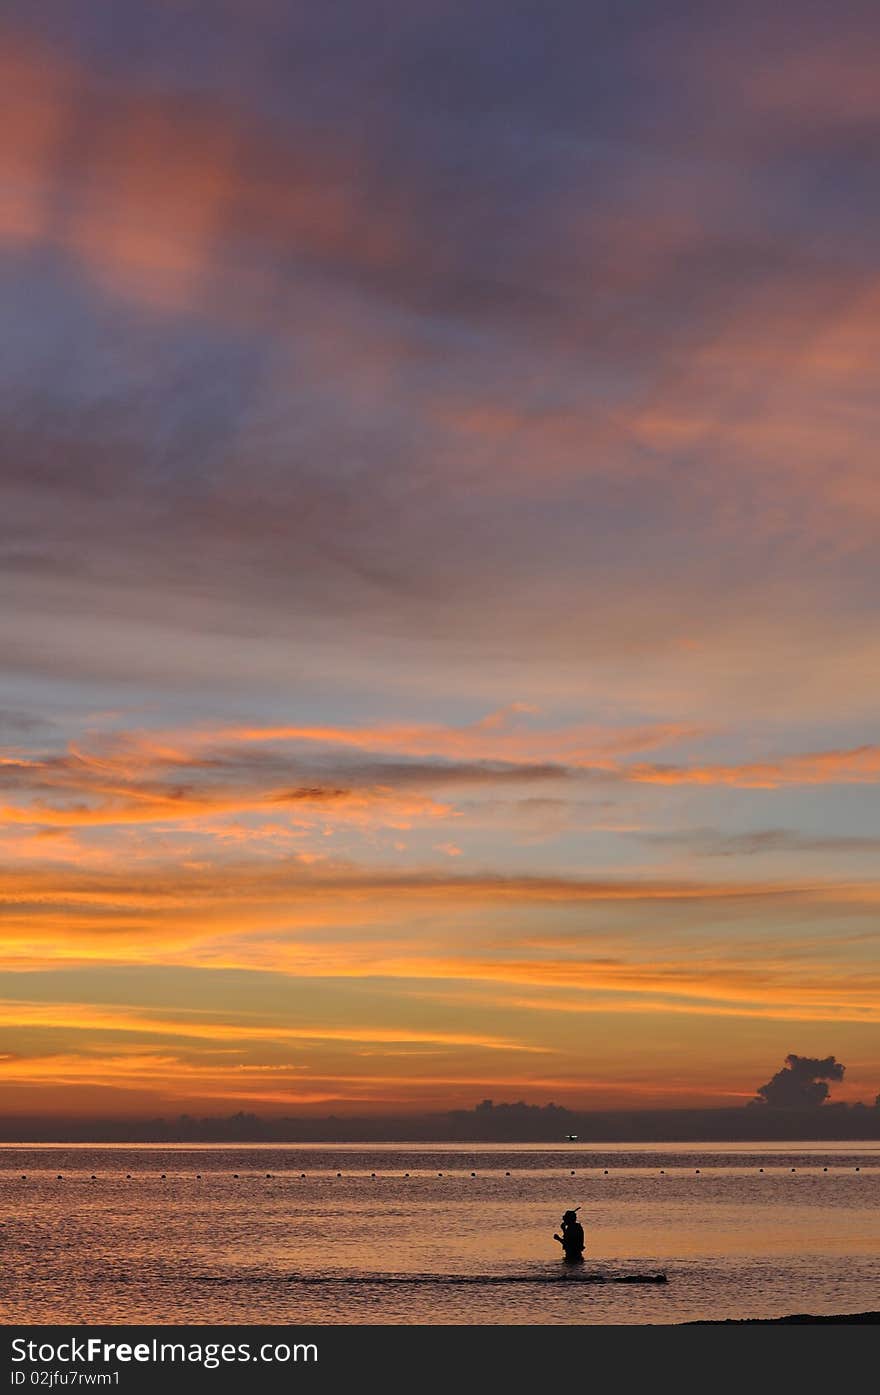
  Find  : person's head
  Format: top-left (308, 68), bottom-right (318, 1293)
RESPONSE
top-left (562, 1210), bottom-right (577, 1223)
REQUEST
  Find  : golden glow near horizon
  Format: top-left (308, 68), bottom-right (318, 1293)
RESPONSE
top-left (1, 3), bottom-right (879, 1118)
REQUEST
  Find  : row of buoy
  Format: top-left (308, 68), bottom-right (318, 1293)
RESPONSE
top-left (16, 1165), bottom-right (865, 1180)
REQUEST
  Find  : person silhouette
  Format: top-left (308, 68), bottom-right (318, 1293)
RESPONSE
top-left (553, 1208), bottom-right (585, 1262)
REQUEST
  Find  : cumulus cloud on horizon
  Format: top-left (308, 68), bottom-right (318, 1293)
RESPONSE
top-left (752, 1053), bottom-right (846, 1108)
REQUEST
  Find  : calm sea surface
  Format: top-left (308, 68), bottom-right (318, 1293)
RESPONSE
top-left (1, 1142), bottom-right (877, 1325)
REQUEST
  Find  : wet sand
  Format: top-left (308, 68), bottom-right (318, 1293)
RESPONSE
top-left (691, 1311), bottom-right (879, 1324)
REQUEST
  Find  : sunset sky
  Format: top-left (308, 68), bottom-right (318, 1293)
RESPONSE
top-left (2, 1), bottom-right (879, 1120)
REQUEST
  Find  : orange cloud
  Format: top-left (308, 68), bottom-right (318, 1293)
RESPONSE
top-left (192, 949), bottom-right (876, 1024)
top-left (0, 1001), bottom-right (549, 1054)
top-left (204, 710), bottom-right (700, 764)
top-left (0, 26), bottom-right (417, 320)
top-left (0, 732), bottom-right (456, 834)
top-left (630, 745), bottom-right (880, 789)
top-left (8, 717), bottom-right (879, 889)
top-left (0, 36), bottom-right (76, 247)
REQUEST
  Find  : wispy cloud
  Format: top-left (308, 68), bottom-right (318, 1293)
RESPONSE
top-left (630, 746), bottom-right (880, 789)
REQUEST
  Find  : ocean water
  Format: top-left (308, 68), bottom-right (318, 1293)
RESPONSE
top-left (0, 1142), bottom-right (877, 1325)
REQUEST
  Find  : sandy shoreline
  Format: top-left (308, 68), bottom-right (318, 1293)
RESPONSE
top-left (689, 1311), bottom-right (879, 1324)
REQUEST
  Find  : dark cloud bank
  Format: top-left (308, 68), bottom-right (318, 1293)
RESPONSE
top-left (4, 1057), bottom-right (878, 1142)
